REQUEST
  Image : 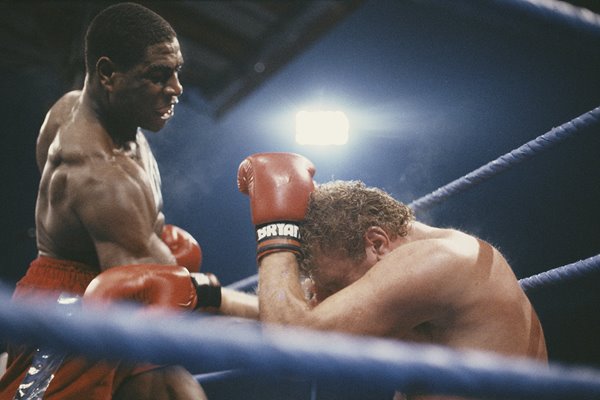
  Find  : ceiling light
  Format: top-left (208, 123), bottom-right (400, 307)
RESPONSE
top-left (295, 110), bottom-right (349, 145)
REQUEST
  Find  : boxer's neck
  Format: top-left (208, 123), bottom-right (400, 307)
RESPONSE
top-left (81, 76), bottom-right (139, 146)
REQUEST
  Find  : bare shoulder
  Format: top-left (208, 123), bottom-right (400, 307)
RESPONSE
top-left (69, 155), bottom-right (149, 211)
top-left (407, 226), bottom-right (513, 300)
top-left (64, 153), bottom-right (156, 253)
top-left (45, 147), bottom-right (168, 267)
top-left (418, 223), bottom-right (497, 258)
top-left (381, 224), bottom-right (499, 295)
top-left (348, 226), bottom-right (489, 333)
top-left (36, 146), bottom-right (149, 263)
top-left (437, 227), bottom-right (505, 267)
top-left (37, 91), bottom-right (81, 171)
top-left (43, 91), bottom-right (81, 127)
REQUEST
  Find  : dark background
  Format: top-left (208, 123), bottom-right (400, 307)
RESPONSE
top-left (1, 0), bottom-right (599, 395)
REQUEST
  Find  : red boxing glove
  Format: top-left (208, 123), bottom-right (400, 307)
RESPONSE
top-left (161, 224), bottom-right (202, 273)
top-left (237, 152), bottom-right (316, 261)
top-left (83, 264), bottom-right (221, 311)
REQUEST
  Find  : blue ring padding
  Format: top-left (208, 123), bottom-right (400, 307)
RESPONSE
top-left (1, 285), bottom-right (600, 400)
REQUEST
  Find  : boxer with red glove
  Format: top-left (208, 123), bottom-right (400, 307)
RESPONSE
top-left (160, 224), bottom-right (203, 273)
top-left (83, 264), bottom-right (221, 311)
top-left (237, 152), bottom-right (316, 261)
top-left (158, 224), bottom-right (257, 316)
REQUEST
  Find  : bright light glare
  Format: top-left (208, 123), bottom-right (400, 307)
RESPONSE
top-left (295, 110), bottom-right (349, 145)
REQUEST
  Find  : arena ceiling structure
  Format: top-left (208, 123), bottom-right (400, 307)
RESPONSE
top-left (2, 0), bottom-right (598, 118)
top-left (0, 1), bottom-right (364, 119)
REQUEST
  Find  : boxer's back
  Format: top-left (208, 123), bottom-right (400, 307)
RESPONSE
top-left (385, 225), bottom-right (547, 400)
top-left (392, 224), bottom-right (547, 362)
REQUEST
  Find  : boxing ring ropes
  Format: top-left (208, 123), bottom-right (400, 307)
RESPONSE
top-left (1, 0), bottom-right (600, 399)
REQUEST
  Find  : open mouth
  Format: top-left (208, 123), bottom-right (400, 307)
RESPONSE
top-left (158, 103), bottom-right (175, 120)
top-left (157, 98), bottom-right (178, 120)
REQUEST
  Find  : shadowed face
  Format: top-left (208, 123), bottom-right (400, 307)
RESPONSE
top-left (310, 250), bottom-right (375, 302)
top-left (109, 38), bottom-right (184, 132)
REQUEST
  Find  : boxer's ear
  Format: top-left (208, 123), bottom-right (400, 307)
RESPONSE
top-left (96, 56), bottom-right (116, 90)
top-left (364, 226), bottom-right (391, 260)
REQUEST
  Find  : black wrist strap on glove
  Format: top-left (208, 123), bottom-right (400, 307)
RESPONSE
top-left (255, 221), bottom-right (302, 261)
top-left (191, 274), bottom-right (222, 308)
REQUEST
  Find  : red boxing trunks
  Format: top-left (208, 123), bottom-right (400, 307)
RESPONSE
top-left (0, 256), bottom-right (159, 400)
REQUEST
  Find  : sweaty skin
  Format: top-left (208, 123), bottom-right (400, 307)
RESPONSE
top-left (36, 107), bottom-right (173, 268)
top-left (35, 40), bottom-right (184, 271)
top-left (259, 221), bottom-right (547, 400)
top-left (28, 37), bottom-right (256, 400)
top-left (36, 36), bottom-right (258, 317)
top-left (30, 39), bottom-right (212, 400)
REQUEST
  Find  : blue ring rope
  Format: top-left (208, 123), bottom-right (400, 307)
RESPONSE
top-left (212, 253), bottom-right (600, 388)
top-left (407, 106), bottom-right (600, 212)
top-left (519, 253), bottom-right (600, 292)
top-left (226, 275), bottom-right (258, 291)
top-left (418, 0), bottom-right (600, 53)
top-left (1, 287), bottom-right (600, 400)
top-left (226, 274), bottom-right (258, 291)
top-left (227, 105), bottom-right (600, 292)
top-left (228, 252), bottom-right (600, 294)
top-left (194, 369), bottom-right (246, 384)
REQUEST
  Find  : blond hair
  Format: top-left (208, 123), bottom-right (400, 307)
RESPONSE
top-left (300, 180), bottom-right (413, 273)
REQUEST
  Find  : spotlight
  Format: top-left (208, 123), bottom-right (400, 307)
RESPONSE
top-left (295, 110), bottom-right (349, 145)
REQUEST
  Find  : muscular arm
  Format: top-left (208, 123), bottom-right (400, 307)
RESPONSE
top-left (220, 288), bottom-right (259, 319)
top-left (72, 160), bottom-right (175, 270)
top-left (259, 239), bottom-right (476, 338)
top-left (258, 253), bottom-right (312, 323)
top-left (66, 155), bottom-right (262, 324)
